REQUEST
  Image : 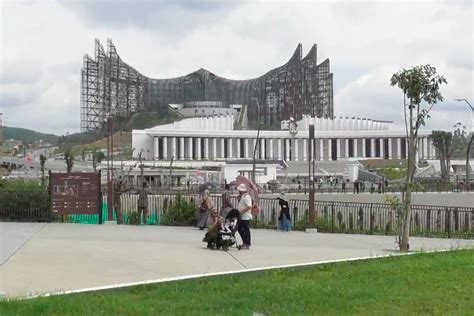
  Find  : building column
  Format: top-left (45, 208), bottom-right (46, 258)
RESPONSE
top-left (163, 136), bottom-right (168, 159)
top-left (336, 139), bottom-right (341, 160)
top-left (221, 138), bottom-right (225, 158)
top-left (196, 137), bottom-right (201, 160)
top-left (237, 138), bottom-right (241, 158)
top-left (423, 137), bottom-right (428, 160)
top-left (362, 138), bottom-right (366, 158)
top-left (345, 138), bottom-right (349, 159)
top-left (319, 139), bottom-right (323, 161)
top-left (154, 136), bottom-right (159, 159)
top-left (397, 138), bottom-right (402, 159)
top-left (245, 139), bottom-right (249, 158)
top-left (171, 137), bottom-right (177, 160)
top-left (260, 138), bottom-right (265, 159)
top-left (213, 138), bottom-right (217, 159)
top-left (370, 138), bottom-right (375, 158)
top-left (303, 139), bottom-right (307, 160)
top-left (328, 139), bottom-right (332, 161)
top-left (269, 138), bottom-right (274, 159)
top-left (228, 138), bottom-right (233, 158)
top-left (188, 137), bottom-right (193, 159)
top-left (284, 139), bottom-right (289, 160)
top-left (204, 137), bottom-right (209, 160)
top-left (278, 139), bottom-right (282, 160)
top-left (294, 139), bottom-right (299, 161)
top-left (379, 138), bottom-right (384, 158)
top-left (388, 138), bottom-right (393, 159)
top-left (430, 138), bottom-right (436, 158)
top-left (354, 139), bottom-right (358, 158)
top-left (179, 137), bottom-right (184, 160)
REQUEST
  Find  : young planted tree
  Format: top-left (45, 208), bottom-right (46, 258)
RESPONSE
top-left (431, 131), bottom-right (452, 181)
top-left (64, 150), bottom-right (74, 173)
top-left (390, 65), bottom-right (447, 252)
top-left (40, 154), bottom-right (47, 185)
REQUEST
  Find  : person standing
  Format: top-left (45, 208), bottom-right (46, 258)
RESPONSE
top-left (138, 181), bottom-right (150, 225)
top-left (113, 176), bottom-right (129, 224)
top-left (236, 184), bottom-right (252, 250)
top-left (197, 190), bottom-right (213, 230)
top-left (277, 194), bottom-right (291, 231)
top-left (221, 184), bottom-right (232, 218)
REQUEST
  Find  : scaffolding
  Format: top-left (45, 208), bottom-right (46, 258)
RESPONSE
top-left (80, 39), bottom-right (148, 132)
top-left (80, 40), bottom-right (332, 131)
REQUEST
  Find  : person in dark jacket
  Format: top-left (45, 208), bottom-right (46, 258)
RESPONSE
top-left (277, 194), bottom-right (291, 231)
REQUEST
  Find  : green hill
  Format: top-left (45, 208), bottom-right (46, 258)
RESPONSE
top-left (3, 126), bottom-right (60, 145)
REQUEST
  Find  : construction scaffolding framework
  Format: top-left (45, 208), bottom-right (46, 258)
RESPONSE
top-left (80, 39), bottom-right (333, 132)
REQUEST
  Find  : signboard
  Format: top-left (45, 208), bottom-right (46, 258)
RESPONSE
top-left (50, 172), bottom-right (101, 215)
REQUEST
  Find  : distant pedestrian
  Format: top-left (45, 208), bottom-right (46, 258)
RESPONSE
top-left (236, 184), bottom-right (252, 250)
top-left (138, 182), bottom-right (150, 225)
top-left (277, 194), bottom-right (291, 231)
top-left (221, 184), bottom-right (232, 217)
top-left (342, 181), bottom-right (346, 193)
top-left (197, 190), bottom-right (213, 230)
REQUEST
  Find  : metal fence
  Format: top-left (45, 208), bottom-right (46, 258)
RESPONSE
top-left (1, 190), bottom-right (473, 239)
top-left (110, 193), bottom-right (473, 239)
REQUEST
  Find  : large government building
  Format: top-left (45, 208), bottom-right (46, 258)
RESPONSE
top-left (81, 39), bottom-right (333, 131)
top-left (133, 115), bottom-right (434, 162)
top-left (82, 39), bottom-right (439, 185)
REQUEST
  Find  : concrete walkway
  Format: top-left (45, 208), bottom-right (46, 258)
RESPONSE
top-left (0, 223), bottom-right (473, 298)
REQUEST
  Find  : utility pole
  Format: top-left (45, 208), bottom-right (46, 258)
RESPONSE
top-left (251, 98), bottom-right (261, 183)
top-left (106, 116), bottom-right (114, 222)
top-left (308, 123), bottom-right (316, 228)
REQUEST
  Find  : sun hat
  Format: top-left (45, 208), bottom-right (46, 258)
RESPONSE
top-left (237, 183), bottom-right (248, 192)
top-left (277, 194), bottom-right (288, 202)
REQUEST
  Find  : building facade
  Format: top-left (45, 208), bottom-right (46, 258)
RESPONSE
top-left (81, 39), bottom-right (333, 131)
top-left (132, 115), bottom-right (436, 163)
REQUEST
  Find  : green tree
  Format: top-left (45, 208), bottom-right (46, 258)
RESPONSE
top-left (431, 131), bottom-right (452, 181)
top-left (40, 154), bottom-right (47, 185)
top-left (64, 150), bottom-right (74, 173)
top-left (390, 65), bottom-right (447, 252)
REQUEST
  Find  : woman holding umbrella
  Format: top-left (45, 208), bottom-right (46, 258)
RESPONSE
top-left (236, 183), bottom-right (253, 250)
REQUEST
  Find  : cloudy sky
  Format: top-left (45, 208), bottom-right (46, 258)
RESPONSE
top-left (1, 0), bottom-right (472, 135)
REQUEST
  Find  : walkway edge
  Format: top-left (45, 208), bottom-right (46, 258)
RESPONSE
top-left (24, 247), bottom-right (469, 300)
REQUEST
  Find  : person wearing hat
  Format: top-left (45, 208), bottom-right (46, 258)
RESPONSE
top-left (236, 183), bottom-right (252, 250)
top-left (277, 194), bottom-right (291, 231)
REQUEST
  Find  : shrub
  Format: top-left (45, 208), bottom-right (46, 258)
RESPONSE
top-left (0, 179), bottom-right (49, 221)
top-left (162, 195), bottom-right (196, 226)
top-left (128, 211), bottom-right (140, 225)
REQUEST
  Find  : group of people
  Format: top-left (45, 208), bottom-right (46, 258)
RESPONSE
top-left (197, 183), bottom-right (253, 250)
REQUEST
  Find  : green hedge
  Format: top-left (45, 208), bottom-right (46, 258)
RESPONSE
top-left (0, 179), bottom-right (50, 221)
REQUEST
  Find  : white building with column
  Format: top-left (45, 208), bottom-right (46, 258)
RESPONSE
top-left (132, 114), bottom-right (436, 163)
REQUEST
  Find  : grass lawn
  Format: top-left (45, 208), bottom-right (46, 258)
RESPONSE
top-left (1, 249), bottom-right (473, 315)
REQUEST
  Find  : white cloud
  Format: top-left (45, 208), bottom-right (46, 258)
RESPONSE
top-left (0, 0), bottom-right (472, 134)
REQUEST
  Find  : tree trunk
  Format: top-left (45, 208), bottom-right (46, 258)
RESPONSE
top-left (401, 139), bottom-right (416, 252)
top-left (114, 194), bottom-right (124, 224)
top-left (439, 152), bottom-right (446, 180)
top-left (445, 141), bottom-right (451, 181)
top-left (401, 106), bottom-right (416, 252)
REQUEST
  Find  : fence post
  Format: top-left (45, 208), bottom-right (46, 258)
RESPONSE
top-left (369, 204), bottom-right (374, 235)
top-left (447, 208), bottom-right (452, 238)
top-left (331, 203), bottom-right (335, 232)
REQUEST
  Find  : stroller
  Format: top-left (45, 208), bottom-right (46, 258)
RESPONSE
top-left (203, 208), bottom-right (240, 251)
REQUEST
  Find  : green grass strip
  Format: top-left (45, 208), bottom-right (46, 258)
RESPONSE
top-left (1, 249), bottom-right (473, 315)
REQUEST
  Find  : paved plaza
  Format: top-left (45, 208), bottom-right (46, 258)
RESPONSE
top-left (1, 222), bottom-right (473, 298)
